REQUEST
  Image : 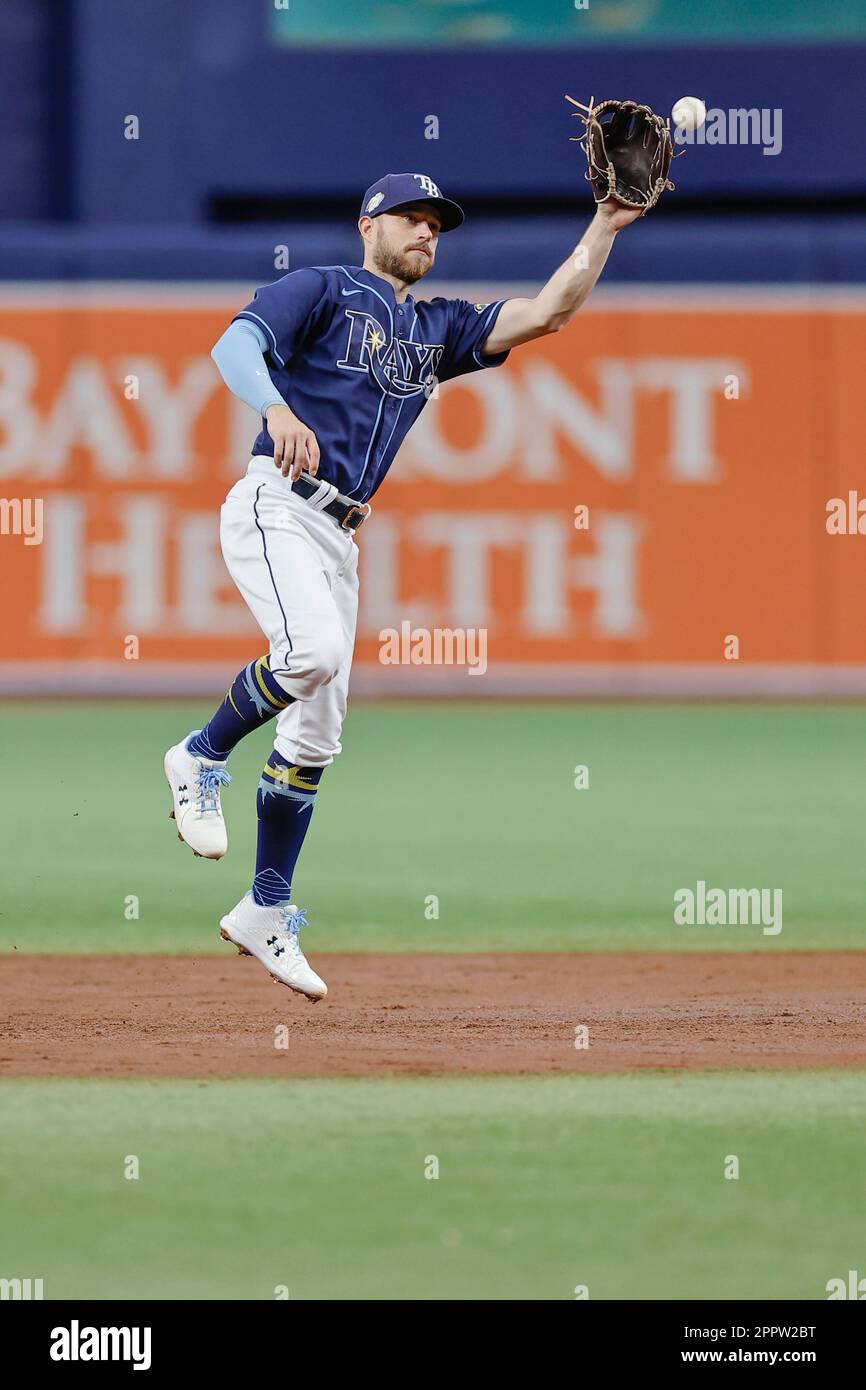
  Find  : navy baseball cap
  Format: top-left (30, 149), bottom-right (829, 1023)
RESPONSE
top-left (359, 172), bottom-right (465, 232)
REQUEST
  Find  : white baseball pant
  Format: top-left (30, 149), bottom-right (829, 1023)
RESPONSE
top-left (220, 456), bottom-right (360, 767)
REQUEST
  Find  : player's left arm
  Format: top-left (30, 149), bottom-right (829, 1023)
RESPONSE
top-left (482, 200), bottom-right (641, 354)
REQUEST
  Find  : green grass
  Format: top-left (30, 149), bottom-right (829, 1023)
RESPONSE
top-left (1, 1073), bottom-right (864, 1300)
top-left (1, 700), bottom-right (864, 953)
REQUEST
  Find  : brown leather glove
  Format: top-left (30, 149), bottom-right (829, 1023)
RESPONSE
top-left (566, 96), bottom-right (677, 215)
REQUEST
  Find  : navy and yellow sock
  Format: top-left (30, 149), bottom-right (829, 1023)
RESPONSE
top-left (187, 655), bottom-right (292, 761)
top-left (252, 755), bottom-right (323, 907)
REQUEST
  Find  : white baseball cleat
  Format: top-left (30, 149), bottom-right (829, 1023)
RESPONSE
top-left (164, 731), bottom-right (230, 860)
top-left (219, 894), bottom-right (328, 1001)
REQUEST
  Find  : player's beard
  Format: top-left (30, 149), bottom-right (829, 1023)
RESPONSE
top-left (371, 228), bottom-right (434, 285)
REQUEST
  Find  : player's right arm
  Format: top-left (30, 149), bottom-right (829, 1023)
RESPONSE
top-left (211, 320), bottom-right (320, 481)
top-left (214, 268), bottom-right (330, 480)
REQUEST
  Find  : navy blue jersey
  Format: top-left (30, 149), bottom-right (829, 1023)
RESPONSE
top-left (233, 265), bottom-right (511, 504)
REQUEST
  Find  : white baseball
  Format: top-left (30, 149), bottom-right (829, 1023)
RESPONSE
top-left (671, 96), bottom-right (707, 131)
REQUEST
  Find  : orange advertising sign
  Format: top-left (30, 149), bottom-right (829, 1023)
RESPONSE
top-left (1, 285), bottom-right (865, 694)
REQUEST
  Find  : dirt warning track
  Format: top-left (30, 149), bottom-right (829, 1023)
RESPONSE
top-left (1, 952), bottom-right (863, 1079)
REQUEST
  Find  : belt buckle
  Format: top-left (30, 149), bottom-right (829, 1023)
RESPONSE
top-left (341, 503), bottom-right (371, 531)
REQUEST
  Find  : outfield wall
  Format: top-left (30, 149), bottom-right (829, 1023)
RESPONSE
top-left (1, 283), bottom-right (865, 696)
top-left (3, 0), bottom-right (863, 221)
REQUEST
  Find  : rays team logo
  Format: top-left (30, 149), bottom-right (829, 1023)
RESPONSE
top-left (337, 310), bottom-right (445, 398)
top-left (413, 173), bottom-right (441, 197)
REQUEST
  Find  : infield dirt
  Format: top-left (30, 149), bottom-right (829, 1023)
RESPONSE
top-left (1, 952), bottom-right (864, 1078)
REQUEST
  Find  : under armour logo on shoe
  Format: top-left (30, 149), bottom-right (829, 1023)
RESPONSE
top-left (267, 935), bottom-right (285, 957)
top-left (178, 784), bottom-right (189, 806)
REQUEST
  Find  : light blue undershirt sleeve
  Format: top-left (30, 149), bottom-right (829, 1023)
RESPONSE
top-left (211, 319), bottom-right (288, 417)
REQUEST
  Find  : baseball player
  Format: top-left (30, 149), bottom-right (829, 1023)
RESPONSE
top-left (164, 171), bottom-right (640, 999)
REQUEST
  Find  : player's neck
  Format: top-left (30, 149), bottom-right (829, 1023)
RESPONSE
top-left (361, 261), bottom-right (411, 304)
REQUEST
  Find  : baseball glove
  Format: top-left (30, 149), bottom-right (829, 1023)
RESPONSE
top-left (565, 96), bottom-right (676, 215)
